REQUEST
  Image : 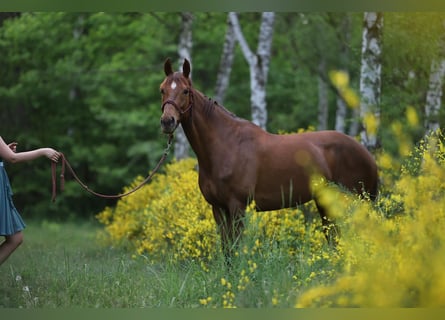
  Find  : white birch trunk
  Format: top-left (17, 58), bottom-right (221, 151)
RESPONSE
top-left (359, 12), bottom-right (383, 150)
top-left (348, 107), bottom-right (360, 136)
top-left (214, 14), bottom-right (236, 105)
top-left (335, 93), bottom-right (347, 133)
top-left (335, 14), bottom-right (351, 134)
top-left (425, 20), bottom-right (445, 134)
top-left (229, 12), bottom-right (275, 130)
top-left (425, 59), bottom-right (445, 133)
top-left (317, 60), bottom-right (328, 130)
top-left (174, 12), bottom-right (193, 160)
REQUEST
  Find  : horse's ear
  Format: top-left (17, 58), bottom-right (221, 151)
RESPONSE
top-left (164, 58), bottom-right (173, 76)
top-left (183, 59), bottom-right (191, 78)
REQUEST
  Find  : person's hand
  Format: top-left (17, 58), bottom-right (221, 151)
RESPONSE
top-left (44, 148), bottom-right (61, 162)
top-left (8, 142), bottom-right (17, 153)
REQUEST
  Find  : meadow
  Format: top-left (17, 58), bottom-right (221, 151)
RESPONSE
top-left (1, 125), bottom-right (445, 308)
top-left (0, 217), bottom-right (332, 308)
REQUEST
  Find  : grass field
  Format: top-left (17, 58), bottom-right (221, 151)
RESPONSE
top-left (0, 219), bottom-right (206, 307)
top-left (0, 219), bottom-right (326, 308)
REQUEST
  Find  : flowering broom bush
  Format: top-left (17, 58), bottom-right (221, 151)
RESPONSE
top-left (97, 158), bottom-right (217, 262)
top-left (296, 130), bottom-right (445, 307)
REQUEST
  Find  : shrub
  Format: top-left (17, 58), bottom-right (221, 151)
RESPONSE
top-left (296, 130), bottom-right (445, 307)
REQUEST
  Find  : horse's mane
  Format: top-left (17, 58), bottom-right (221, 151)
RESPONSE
top-left (192, 88), bottom-right (237, 119)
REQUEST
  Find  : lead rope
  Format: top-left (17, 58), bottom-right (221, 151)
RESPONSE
top-left (51, 134), bottom-right (174, 202)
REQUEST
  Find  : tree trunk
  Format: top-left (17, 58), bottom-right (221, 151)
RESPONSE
top-left (174, 12), bottom-right (193, 160)
top-left (317, 59), bottom-right (329, 130)
top-left (348, 106), bottom-right (361, 136)
top-left (425, 20), bottom-right (445, 133)
top-left (425, 60), bottom-right (445, 133)
top-left (335, 14), bottom-right (352, 134)
top-left (214, 14), bottom-right (236, 105)
top-left (359, 12), bottom-right (383, 150)
top-left (229, 12), bottom-right (275, 130)
top-left (335, 92), bottom-right (347, 133)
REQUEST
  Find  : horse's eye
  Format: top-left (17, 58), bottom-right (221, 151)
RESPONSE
top-left (183, 89), bottom-right (189, 95)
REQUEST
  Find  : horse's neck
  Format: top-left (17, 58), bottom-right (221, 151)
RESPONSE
top-left (181, 92), bottom-right (237, 169)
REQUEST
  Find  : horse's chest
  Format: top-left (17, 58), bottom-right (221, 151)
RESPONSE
top-left (197, 174), bottom-right (220, 206)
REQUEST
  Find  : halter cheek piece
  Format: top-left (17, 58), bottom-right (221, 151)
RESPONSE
top-left (161, 89), bottom-right (193, 116)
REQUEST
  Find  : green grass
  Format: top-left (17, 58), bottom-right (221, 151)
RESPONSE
top-left (0, 220), bottom-right (203, 307)
top-left (0, 219), bottom-right (334, 308)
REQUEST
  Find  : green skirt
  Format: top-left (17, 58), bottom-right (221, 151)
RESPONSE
top-left (0, 162), bottom-right (26, 236)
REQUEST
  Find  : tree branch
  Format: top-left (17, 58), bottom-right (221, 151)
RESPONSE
top-left (229, 12), bottom-right (255, 64)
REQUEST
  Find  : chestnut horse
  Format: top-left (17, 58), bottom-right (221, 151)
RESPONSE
top-left (160, 58), bottom-right (378, 257)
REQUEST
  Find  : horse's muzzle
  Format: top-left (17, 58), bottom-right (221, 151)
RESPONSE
top-left (160, 115), bottom-right (178, 134)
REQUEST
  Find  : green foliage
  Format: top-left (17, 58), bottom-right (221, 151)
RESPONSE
top-left (380, 12), bottom-right (445, 151)
top-left (0, 13), bottom-right (178, 218)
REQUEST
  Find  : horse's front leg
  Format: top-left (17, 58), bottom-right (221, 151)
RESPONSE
top-left (212, 205), bottom-right (245, 262)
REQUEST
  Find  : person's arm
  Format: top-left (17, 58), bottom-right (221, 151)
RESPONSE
top-left (0, 136), bottom-right (60, 164)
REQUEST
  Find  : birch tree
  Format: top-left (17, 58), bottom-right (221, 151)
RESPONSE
top-left (335, 81), bottom-right (348, 133)
top-left (317, 59), bottom-right (329, 130)
top-left (424, 20), bottom-right (445, 134)
top-left (174, 12), bottom-right (193, 160)
top-left (359, 12), bottom-right (383, 150)
top-left (335, 14), bottom-right (351, 134)
top-left (229, 12), bottom-right (275, 130)
top-left (214, 14), bottom-right (236, 105)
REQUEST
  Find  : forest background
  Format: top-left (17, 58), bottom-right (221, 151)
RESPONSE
top-left (0, 12), bottom-right (444, 220)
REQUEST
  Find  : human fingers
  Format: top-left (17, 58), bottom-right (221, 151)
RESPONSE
top-left (51, 151), bottom-right (61, 162)
top-left (8, 142), bottom-right (18, 152)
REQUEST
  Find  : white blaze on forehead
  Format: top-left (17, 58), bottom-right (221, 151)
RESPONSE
top-left (171, 81), bottom-right (177, 89)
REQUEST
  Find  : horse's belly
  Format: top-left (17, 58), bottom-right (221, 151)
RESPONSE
top-left (253, 179), bottom-right (313, 211)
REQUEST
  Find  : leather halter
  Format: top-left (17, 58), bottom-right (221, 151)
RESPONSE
top-left (161, 89), bottom-right (193, 116)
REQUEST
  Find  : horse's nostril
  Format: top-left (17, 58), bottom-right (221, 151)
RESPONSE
top-left (165, 117), bottom-right (174, 125)
top-left (161, 116), bottom-right (177, 131)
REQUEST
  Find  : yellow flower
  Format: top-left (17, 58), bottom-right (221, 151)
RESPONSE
top-left (406, 106), bottom-right (419, 127)
top-left (199, 297), bottom-right (212, 306)
top-left (378, 152), bottom-right (393, 170)
top-left (271, 289), bottom-right (280, 306)
top-left (363, 112), bottom-right (379, 136)
top-left (329, 70), bottom-right (349, 88)
top-left (272, 297), bottom-right (279, 306)
top-left (329, 70), bottom-right (360, 108)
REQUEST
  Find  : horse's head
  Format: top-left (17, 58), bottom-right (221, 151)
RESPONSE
top-left (159, 58), bottom-right (193, 134)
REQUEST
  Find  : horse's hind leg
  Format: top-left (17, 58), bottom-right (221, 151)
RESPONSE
top-left (315, 201), bottom-right (340, 246)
